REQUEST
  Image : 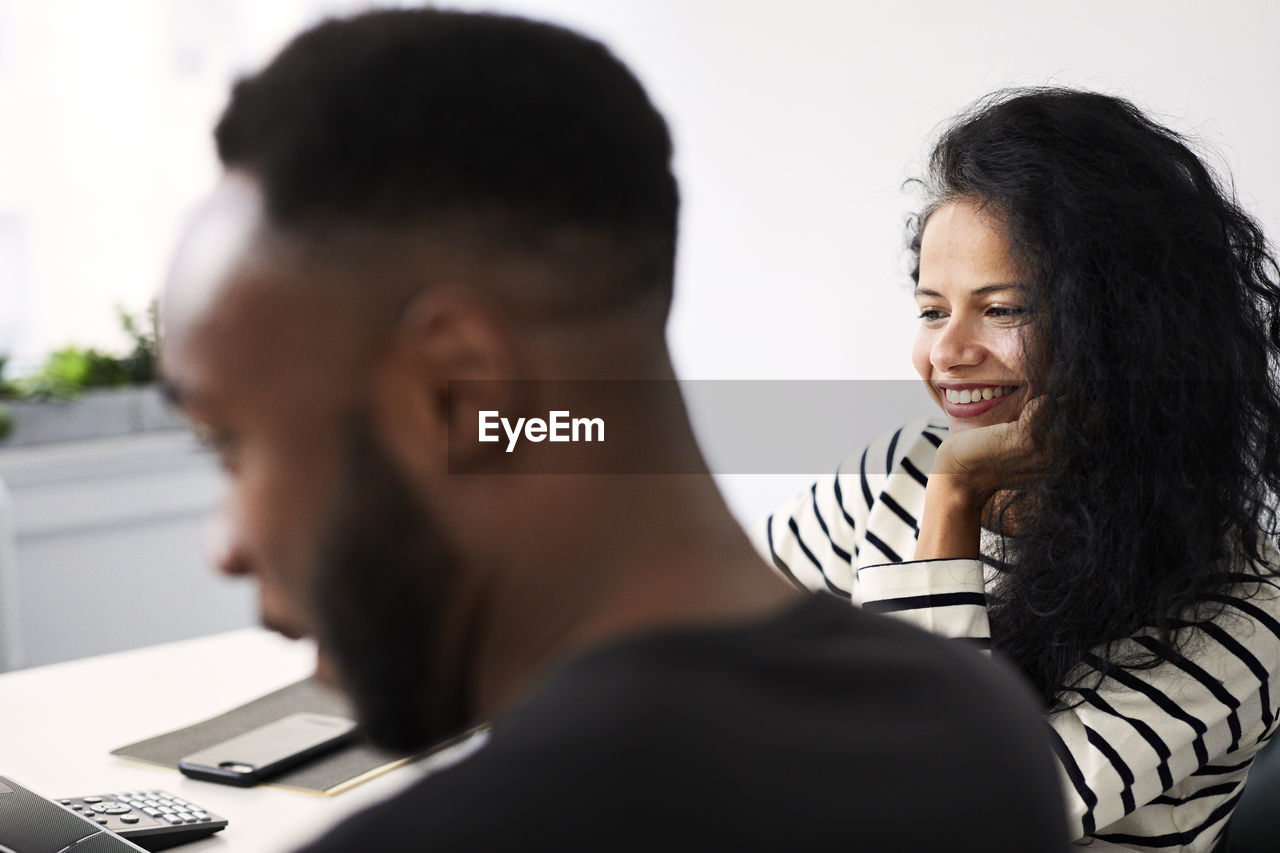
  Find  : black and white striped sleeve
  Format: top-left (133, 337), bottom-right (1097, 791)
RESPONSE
top-left (859, 555), bottom-right (1280, 848)
top-left (751, 465), bottom-right (863, 600)
top-left (750, 425), bottom-right (914, 602)
top-left (857, 557), bottom-right (990, 645)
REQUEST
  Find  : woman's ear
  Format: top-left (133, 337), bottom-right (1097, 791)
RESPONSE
top-left (371, 286), bottom-right (521, 478)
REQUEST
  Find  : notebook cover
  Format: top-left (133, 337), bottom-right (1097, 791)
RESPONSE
top-left (110, 677), bottom-right (409, 795)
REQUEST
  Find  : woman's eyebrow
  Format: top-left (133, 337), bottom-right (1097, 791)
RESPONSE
top-left (971, 283), bottom-right (1024, 295)
top-left (913, 283), bottom-right (1024, 298)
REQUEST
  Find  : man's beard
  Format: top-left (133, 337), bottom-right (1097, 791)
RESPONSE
top-left (311, 413), bottom-right (469, 754)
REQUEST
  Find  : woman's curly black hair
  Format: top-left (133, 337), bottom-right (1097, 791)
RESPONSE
top-left (908, 87), bottom-right (1280, 709)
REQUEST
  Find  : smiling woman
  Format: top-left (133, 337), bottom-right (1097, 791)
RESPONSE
top-left (760, 87), bottom-right (1280, 852)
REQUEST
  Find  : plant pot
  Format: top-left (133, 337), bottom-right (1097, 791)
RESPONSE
top-left (0, 385), bottom-right (187, 447)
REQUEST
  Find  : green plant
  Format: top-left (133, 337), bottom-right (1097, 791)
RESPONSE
top-left (117, 301), bottom-right (158, 385)
top-left (0, 355), bottom-right (18, 399)
top-left (0, 357), bottom-right (14, 441)
top-left (17, 346), bottom-right (133, 398)
top-left (1, 300), bottom-right (159, 401)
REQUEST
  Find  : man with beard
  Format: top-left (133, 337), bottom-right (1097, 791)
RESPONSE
top-left (158, 8), bottom-right (1070, 852)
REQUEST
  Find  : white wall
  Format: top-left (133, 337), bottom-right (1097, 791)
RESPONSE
top-left (462, 0), bottom-right (1280, 523)
top-left (3, 0), bottom-right (1278, 526)
top-left (0, 431), bottom-right (253, 669)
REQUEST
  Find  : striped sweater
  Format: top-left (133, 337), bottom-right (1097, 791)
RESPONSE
top-left (757, 417), bottom-right (1280, 852)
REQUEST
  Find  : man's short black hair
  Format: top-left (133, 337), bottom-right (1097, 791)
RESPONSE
top-left (215, 8), bottom-right (679, 309)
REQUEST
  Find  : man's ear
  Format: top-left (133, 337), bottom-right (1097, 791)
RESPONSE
top-left (372, 287), bottom-right (520, 476)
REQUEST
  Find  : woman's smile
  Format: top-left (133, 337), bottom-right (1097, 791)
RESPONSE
top-left (935, 382), bottom-right (1021, 418)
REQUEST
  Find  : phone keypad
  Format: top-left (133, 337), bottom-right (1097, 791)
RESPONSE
top-left (58, 790), bottom-right (227, 850)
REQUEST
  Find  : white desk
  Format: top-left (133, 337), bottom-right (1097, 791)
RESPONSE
top-left (0, 628), bottom-right (483, 852)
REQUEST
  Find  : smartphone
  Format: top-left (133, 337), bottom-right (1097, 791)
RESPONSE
top-left (178, 712), bottom-right (358, 787)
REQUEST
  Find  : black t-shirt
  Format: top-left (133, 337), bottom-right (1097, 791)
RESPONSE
top-left (297, 594), bottom-right (1069, 852)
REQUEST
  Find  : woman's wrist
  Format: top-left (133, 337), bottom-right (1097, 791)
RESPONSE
top-left (914, 475), bottom-right (985, 560)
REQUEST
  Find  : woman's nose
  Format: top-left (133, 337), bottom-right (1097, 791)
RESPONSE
top-left (931, 316), bottom-right (986, 372)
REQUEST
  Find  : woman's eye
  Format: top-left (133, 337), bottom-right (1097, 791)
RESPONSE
top-left (918, 309), bottom-right (946, 322)
top-left (987, 305), bottom-right (1028, 322)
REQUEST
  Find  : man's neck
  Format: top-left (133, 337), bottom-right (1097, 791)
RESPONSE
top-left (465, 470), bottom-right (798, 726)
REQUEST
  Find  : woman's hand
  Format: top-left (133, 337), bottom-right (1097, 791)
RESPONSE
top-left (933, 397), bottom-right (1047, 507)
top-left (914, 398), bottom-right (1046, 561)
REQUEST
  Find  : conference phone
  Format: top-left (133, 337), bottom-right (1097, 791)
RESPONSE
top-left (0, 777), bottom-right (226, 853)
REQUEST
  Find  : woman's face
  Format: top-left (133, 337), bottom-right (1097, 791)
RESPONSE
top-left (911, 199), bottom-right (1035, 435)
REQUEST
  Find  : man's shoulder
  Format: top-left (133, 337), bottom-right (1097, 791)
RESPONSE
top-left (489, 594), bottom-right (1050, 760)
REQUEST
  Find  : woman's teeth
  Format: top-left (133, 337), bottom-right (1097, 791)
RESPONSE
top-left (944, 386), bottom-right (1014, 404)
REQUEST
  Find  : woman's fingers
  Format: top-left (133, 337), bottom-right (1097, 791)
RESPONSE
top-left (937, 396), bottom-right (1048, 496)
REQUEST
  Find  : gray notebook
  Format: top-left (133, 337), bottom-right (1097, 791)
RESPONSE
top-left (111, 677), bottom-right (409, 794)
